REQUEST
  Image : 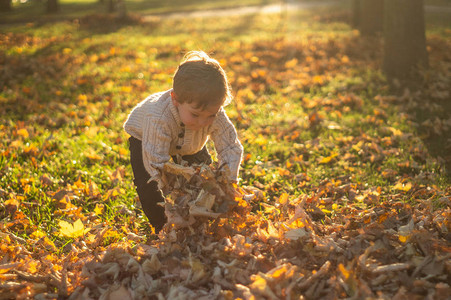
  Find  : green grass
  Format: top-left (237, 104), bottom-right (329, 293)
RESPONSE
top-left (1, 0), bottom-right (450, 253)
top-left (1, 0), bottom-right (282, 23)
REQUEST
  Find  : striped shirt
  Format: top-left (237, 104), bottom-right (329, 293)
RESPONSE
top-left (124, 89), bottom-right (243, 188)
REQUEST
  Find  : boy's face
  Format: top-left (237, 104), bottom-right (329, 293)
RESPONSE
top-left (172, 93), bottom-right (221, 130)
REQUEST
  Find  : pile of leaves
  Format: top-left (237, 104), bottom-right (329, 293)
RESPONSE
top-left (160, 162), bottom-right (239, 228)
top-left (63, 163), bottom-right (449, 299)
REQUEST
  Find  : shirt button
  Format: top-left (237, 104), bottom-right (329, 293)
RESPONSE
top-left (180, 122), bottom-right (185, 127)
top-left (176, 145), bottom-right (182, 150)
top-left (178, 132), bottom-right (184, 138)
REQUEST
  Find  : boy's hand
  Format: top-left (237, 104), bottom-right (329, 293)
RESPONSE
top-left (193, 149), bottom-right (212, 165)
top-left (182, 147), bottom-right (212, 165)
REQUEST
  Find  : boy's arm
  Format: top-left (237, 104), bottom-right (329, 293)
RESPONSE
top-left (142, 115), bottom-right (172, 189)
top-left (211, 110), bottom-right (244, 181)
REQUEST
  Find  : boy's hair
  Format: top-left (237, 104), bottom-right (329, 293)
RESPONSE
top-left (173, 51), bottom-right (232, 109)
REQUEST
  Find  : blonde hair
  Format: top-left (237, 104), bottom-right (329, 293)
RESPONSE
top-left (172, 51), bottom-right (232, 109)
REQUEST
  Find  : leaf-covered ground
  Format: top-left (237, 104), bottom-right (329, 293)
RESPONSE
top-left (1, 3), bottom-right (450, 299)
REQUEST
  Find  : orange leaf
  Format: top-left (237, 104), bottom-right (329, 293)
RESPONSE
top-left (278, 193), bottom-right (289, 205)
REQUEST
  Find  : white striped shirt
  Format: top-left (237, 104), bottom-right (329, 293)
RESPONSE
top-left (124, 90), bottom-right (243, 188)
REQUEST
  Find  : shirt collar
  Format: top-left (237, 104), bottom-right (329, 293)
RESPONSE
top-left (168, 89), bottom-right (184, 128)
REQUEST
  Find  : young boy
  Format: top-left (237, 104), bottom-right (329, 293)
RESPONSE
top-left (124, 51), bottom-right (243, 233)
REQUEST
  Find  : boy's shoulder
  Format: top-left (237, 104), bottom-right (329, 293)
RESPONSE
top-left (144, 90), bottom-right (171, 105)
top-left (210, 107), bottom-right (234, 129)
top-left (139, 90), bottom-right (172, 114)
top-left (215, 107), bottom-right (230, 122)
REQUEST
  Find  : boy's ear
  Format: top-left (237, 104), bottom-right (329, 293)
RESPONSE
top-left (171, 91), bottom-right (179, 107)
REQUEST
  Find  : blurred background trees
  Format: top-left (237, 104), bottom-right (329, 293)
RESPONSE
top-left (383, 0), bottom-right (428, 83)
top-left (0, 0), bottom-right (12, 12)
top-left (47, 0), bottom-right (59, 13)
top-left (352, 0), bottom-right (383, 35)
top-left (353, 0), bottom-right (428, 83)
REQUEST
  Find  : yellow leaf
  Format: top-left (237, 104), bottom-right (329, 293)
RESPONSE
top-left (86, 151), bottom-right (102, 161)
top-left (103, 228), bottom-right (122, 241)
top-left (321, 208), bottom-right (332, 214)
top-left (74, 177), bottom-right (85, 189)
top-left (30, 230), bottom-right (45, 239)
top-left (94, 203), bottom-right (104, 215)
top-left (394, 181), bottom-right (412, 192)
top-left (121, 86), bottom-right (132, 93)
top-left (341, 55), bottom-right (350, 63)
top-left (284, 58), bottom-right (298, 68)
top-left (254, 134), bottom-right (268, 146)
top-left (119, 147), bottom-right (128, 156)
top-left (352, 141), bottom-right (364, 152)
top-left (389, 127), bottom-right (403, 136)
top-left (58, 219), bottom-right (89, 239)
top-left (319, 152), bottom-right (338, 164)
top-left (399, 235), bottom-right (409, 243)
top-left (250, 274), bottom-right (268, 293)
top-left (4, 198), bottom-right (19, 207)
top-left (294, 154), bottom-right (304, 162)
top-left (77, 94), bottom-right (88, 106)
top-left (278, 193), bottom-right (289, 205)
top-left (17, 128), bottom-right (29, 138)
top-left (25, 259), bottom-right (39, 274)
top-left (286, 160), bottom-right (292, 168)
top-left (312, 75), bottom-right (323, 84)
top-left (278, 168), bottom-right (290, 177)
top-left (269, 264), bottom-right (289, 279)
top-left (120, 65), bottom-right (132, 73)
top-left (338, 263), bottom-right (350, 279)
top-left (41, 236), bottom-right (57, 252)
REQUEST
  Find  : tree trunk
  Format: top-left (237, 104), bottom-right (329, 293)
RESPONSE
top-left (47, 0), bottom-right (59, 13)
top-left (352, 0), bottom-right (360, 28)
top-left (108, 0), bottom-right (115, 12)
top-left (383, 0), bottom-right (428, 81)
top-left (360, 0), bottom-right (383, 35)
top-left (0, 0), bottom-right (12, 12)
top-left (117, 0), bottom-right (127, 19)
top-left (353, 0), bottom-right (383, 35)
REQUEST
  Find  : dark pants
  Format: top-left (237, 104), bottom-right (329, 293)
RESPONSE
top-left (128, 136), bottom-right (212, 233)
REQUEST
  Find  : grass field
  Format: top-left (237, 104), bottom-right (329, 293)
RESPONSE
top-left (1, 1), bottom-right (450, 298)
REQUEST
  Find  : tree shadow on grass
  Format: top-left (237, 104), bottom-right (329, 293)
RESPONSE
top-left (77, 13), bottom-right (152, 35)
top-left (403, 79), bottom-right (451, 177)
top-left (383, 34), bottom-right (451, 178)
top-left (0, 37), bottom-right (75, 122)
top-left (307, 5), bottom-right (451, 177)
